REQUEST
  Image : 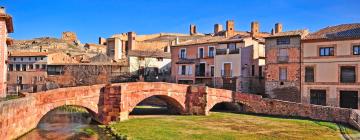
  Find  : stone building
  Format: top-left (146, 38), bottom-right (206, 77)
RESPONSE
top-left (0, 7), bottom-right (13, 97)
top-left (7, 51), bottom-right (78, 94)
top-left (46, 63), bottom-right (129, 88)
top-left (128, 50), bottom-right (171, 82)
top-left (61, 31), bottom-right (78, 43)
top-left (301, 23), bottom-right (360, 109)
top-left (84, 43), bottom-right (107, 53)
top-left (172, 21), bottom-right (269, 91)
top-left (7, 52), bottom-right (48, 94)
top-left (264, 23), bottom-right (309, 102)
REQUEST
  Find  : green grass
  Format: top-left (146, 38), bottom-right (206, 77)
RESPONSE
top-left (109, 112), bottom-right (360, 140)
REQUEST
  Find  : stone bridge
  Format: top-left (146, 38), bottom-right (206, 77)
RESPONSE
top-left (1, 82), bottom-right (360, 139)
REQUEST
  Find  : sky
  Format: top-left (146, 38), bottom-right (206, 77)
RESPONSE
top-left (1, 0), bottom-right (360, 43)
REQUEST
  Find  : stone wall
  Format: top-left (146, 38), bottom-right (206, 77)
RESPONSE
top-left (0, 85), bottom-right (103, 139)
top-left (1, 82), bottom-right (360, 139)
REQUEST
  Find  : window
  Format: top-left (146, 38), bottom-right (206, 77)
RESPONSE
top-left (259, 66), bottom-right (263, 78)
top-left (178, 65), bottom-right (192, 75)
top-left (210, 66), bottom-right (214, 76)
top-left (138, 57), bottom-right (145, 61)
top-left (35, 64), bottom-right (40, 69)
top-left (340, 66), bottom-right (356, 83)
top-left (181, 65), bottom-right (186, 75)
top-left (305, 67), bottom-right (314, 82)
top-left (354, 45), bottom-right (360, 55)
top-left (164, 46), bottom-right (169, 52)
top-left (41, 57), bottom-right (44, 60)
top-left (278, 48), bottom-right (289, 62)
top-left (279, 68), bottom-right (287, 81)
top-left (228, 43), bottom-right (236, 50)
top-left (22, 64), bottom-right (27, 71)
top-left (47, 65), bottom-right (64, 75)
top-left (179, 49), bottom-right (186, 59)
top-left (276, 38), bottom-right (290, 45)
top-left (208, 46), bottom-right (215, 58)
top-left (310, 90), bottom-right (326, 106)
top-left (21, 58), bottom-right (23, 61)
top-left (157, 58), bottom-right (163, 61)
top-left (13, 58), bottom-right (16, 61)
top-left (29, 64), bottom-right (33, 70)
top-left (35, 57), bottom-right (38, 61)
top-left (8, 64), bottom-right (13, 71)
top-left (251, 65), bottom-right (255, 76)
top-left (16, 64), bottom-right (20, 71)
top-left (41, 64), bottom-right (46, 70)
top-left (198, 48), bottom-right (204, 58)
top-left (319, 47), bottom-right (334, 56)
top-left (28, 57), bottom-right (31, 61)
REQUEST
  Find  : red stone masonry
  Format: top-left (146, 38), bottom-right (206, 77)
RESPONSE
top-left (1, 82), bottom-right (360, 139)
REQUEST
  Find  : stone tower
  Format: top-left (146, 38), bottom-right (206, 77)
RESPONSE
top-left (0, 7), bottom-right (14, 97)
top-left (226, 20), bottom-right (235, 37)
top-left (190, 24), bottom-right (197, 35)
top-left (128, 32), bottom-right (136, 50)
top-left (214, 24), bottom-right (223, 34)
top-left (62, 31), bottom-right (78, 43)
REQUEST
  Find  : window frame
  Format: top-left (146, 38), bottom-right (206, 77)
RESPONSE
top-left (305, 66), bottom-right (315, 82)
top-left (319, 47), bottom-right (335, 56)
top-left (353, 45), bottom-right (360, 55)
top-left (340, 66), bottom-right (356, 83)
top-left (198, 47), bottom-right (205, 58)
top-left (179, 48), bottom-right (187, 59)
top-left (276, 37), bottom-right (290, 45)
top-left (279, 67), bottom-right (287, 81)
top-left (208, 46), bottom-right (215, 58)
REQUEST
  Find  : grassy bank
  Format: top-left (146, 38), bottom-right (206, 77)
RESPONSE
top-left (109, 112), bottom-right (360, 140)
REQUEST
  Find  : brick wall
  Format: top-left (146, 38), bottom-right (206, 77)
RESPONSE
top-left (0, 20), bottom-right (7, 97)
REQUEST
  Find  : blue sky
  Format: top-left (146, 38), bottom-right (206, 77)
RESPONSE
top-left (2, 0), bottom-right (360, 43)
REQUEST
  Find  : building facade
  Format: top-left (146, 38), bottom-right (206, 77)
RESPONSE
top-left (7, 52), bottom-right (48, 94)
top-left (301, 24), bottom-right (360, 109)
top-left (265, 23), bottom-right (309, 102)
top-left (214, 36), bottom-right (265, 93)
top-left (0, 7), bottom-right (13, 97)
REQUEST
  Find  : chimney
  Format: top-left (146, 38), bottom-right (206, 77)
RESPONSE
top-left (251, 21), bottom-right (259, 37)
top-left (99, 37), bottom-right (107, 45)
top-left (214, 24), bottom-right (223, 34)
top-left (275, 23), bottom-right (282, 33)
top-left (190, 24), bottom-right (197, 35)
top-left (0, 7), bottom-right (6, 14)
top-left (271, 28), bottom-right (275, 35)
top-left (128, 32), bottom-right (136, 50)
top-left (226, 20), bottom-right (235, 37)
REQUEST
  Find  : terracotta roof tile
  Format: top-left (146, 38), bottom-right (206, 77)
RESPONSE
top-left (128, 50), bottom-right (171, 59)
top-left (304, 23), bottom-right (360, 40)
top-left (9, 52), bottom-right (48, 57)
top-left (266, 30), bottom-right (309, 38)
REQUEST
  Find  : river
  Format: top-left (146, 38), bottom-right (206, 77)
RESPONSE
top-left (18, 107), bottom-right (114, 140)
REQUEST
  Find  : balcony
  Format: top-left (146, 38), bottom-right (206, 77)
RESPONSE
top-left (196, 72), bottom-right (212, 77)
top-left (221, 70), bottom-right (232, 77)
top-left (277, 56), bottom-right (289, 63)
top-left (216, 48), bottom-right (240, 55)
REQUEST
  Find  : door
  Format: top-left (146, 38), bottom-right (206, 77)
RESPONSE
top-left (340, 91), bottom-right (358, 109)
top-left (310, 90), bottom-right (326, 106)
top-left (223, 63), bottom-right (231, 77)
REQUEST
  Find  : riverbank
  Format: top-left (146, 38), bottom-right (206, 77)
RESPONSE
top-left (108, 112), bottom-right (360, 140)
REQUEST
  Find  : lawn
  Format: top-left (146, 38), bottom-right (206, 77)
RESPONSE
top-left (109, 112), bottom-right (360, 140)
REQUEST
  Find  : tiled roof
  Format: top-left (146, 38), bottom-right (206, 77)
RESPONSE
top-left (304, 23), bottom-right (360, 40)
top-left (128, 50), bottom-right (171, 59)
top-left (9, 52), bottom-right (48, 57)
top-left (266, 30), bottom-right (309, 38)
top-left (172, 36), bottom-right (228, 46)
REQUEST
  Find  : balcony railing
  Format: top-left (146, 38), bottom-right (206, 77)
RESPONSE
top-left (216, 48), bottom-right (240, 55)
top-left (196, 72), bottom-right (212, 77)
top-left (277, 56), bottom-right (289, 63)
top-left (221, 70), bottom-right (232, 77)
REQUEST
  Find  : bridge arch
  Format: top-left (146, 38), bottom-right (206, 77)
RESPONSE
top-left (128, 95), bottom-right (186, 115)
top-left (34, 101), bottom-right (99, 126)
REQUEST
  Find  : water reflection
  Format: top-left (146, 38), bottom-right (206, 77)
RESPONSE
top-left (19, 106), bottom-right (113, 140)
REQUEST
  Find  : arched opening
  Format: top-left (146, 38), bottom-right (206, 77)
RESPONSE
top-left (209, 102), bottom-right (245, 113)
top-left (18, 105), bottom-right (113, 140)
top-left (129, 95), bottom-right (184, 117)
